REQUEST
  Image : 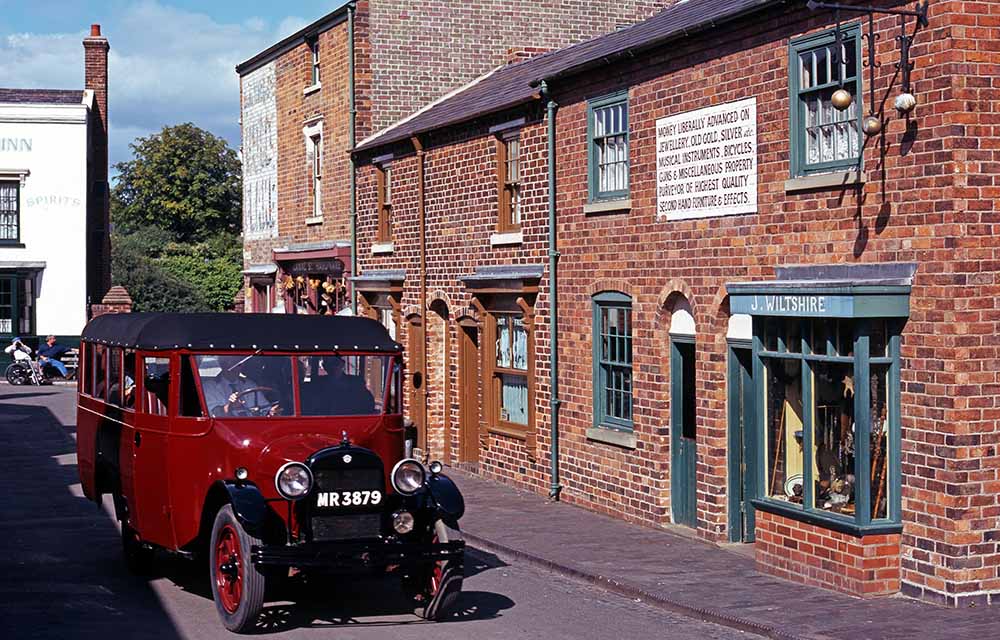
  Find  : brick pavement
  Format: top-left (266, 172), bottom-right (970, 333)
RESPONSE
top-left (451, 469), bottom-right (1000, 640)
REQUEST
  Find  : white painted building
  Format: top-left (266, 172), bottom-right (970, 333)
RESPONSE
top-left (0, 91), bottom-right (91, 337)
top-left (0, 25), bottom-right (110, 347)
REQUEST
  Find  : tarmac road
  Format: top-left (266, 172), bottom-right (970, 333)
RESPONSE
top-left (0, 384), bottom-right (755, 639)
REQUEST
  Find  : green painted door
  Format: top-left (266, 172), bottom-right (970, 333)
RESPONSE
top-left (670, 337), bottom-right (697, 528)
top-left (728, 345), bottom-right (755, 542)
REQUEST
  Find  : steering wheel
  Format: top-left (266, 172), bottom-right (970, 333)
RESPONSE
top-left (232, 386), bottom-right (282, 416)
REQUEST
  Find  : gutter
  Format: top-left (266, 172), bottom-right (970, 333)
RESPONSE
top-left (348, 2), bottom-right (358, 314)
top-left (541, 81), bottom-right (562, 502)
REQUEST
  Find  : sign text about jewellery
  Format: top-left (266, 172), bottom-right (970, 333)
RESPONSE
top-left (656, 97), bottom-right (757, 220)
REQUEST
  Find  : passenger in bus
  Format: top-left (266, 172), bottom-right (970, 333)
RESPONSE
top-left (304, 355), bottom-right (375, 416)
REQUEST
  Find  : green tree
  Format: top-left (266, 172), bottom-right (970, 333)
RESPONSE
top-left (112, 123), bottom-right (242, 242)
top-left (109, 123), bottom-right (244, 312)
top-left (110, 230), bottom-right (204, 313)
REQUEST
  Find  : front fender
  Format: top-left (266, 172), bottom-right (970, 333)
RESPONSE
top-left (218, 480), bottom-right (268, 537)
top-left (426, 473), bottom-right (465, 525)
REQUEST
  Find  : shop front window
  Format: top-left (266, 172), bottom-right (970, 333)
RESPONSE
top-left (758, 317), bottom-right (900, 527)
top-left (282, 273), bottom-right (347, 315)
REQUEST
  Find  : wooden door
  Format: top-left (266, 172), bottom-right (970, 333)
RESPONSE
top-left (727, 345), bottom-right (755, 542)
top-left (458, 324), bottom-right (480, 463)
top-left (670, 337), bottom-right (697, 528)
top-left (408, 317), bottom-right (427, 452)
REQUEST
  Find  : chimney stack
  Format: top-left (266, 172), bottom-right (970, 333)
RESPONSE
top-left (83, 24), bottom-right (109, 174)
top-left (83, 24), bottom-right (111, 303)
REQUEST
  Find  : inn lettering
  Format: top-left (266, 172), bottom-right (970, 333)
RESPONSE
top-left (0, 138), bottom-right (32, 152)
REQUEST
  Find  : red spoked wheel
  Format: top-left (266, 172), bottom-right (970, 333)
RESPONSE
top-left (209, 505), bottom-right (266, 633)
top-left (214, 524), bottom-right (242, 614)
top-left (412, 520), bottom-right (464, 621)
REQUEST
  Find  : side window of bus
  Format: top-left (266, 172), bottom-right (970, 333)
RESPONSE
top-left (108, 347), bottom-right (123, 407)
top-left (93, 344), bottom-right (107, 399)
top-left (180, 355), bottom-right (205, 417)
top-left (122, 350), bottom-right (137, 410)
top-left (143, 357), bottom-right (170, 416)
top-left (82, 343), bottom-right (94, 396)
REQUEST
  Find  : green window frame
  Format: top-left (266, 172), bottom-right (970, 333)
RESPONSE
top-left (789, 24), bottom-right (863, 177)
top-left (592, 291), bottom-right (633, 430)
top-left (753, 317), bottom-right (902, 534)
top-left (587, 92), bottom-right (629, 202)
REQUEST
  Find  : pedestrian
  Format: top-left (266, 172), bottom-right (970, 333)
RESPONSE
top-left (38, 335), bottom-right (71, 379)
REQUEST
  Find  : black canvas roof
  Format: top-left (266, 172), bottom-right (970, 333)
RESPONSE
top-left (356, 0), bottom-right (776, 153)
top-left (0, 88), bottom-right (84, 105)
top-left (82, 313), bottom-right (402, 352)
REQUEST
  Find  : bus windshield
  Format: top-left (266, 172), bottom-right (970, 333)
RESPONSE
top-left (194, 354), bottom-right (399, 418)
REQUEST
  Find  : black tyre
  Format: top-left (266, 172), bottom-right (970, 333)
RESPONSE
top-left (209, 504), bottom-right (266, 633)
top-left (121, 521), bottom-right (155, 576)
top-left (411, 519), bottom-right (464, 621)
top-left (5, 362), bottom-right (29, 385)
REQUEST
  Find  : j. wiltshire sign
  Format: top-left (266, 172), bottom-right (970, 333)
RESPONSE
top-left (655, 97), bottom-right (757, 220)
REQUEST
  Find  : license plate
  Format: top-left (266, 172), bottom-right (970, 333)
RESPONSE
top-left (315, 489), bottom-right (383, 508)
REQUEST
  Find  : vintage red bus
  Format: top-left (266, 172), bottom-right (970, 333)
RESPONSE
top-left (76, 312), bottom-right (464, 632)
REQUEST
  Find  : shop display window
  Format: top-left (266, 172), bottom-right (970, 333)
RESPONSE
top-left (758, 317), bottom-right (900, 528)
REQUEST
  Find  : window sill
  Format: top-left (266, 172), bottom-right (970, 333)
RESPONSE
top-left (303, 83), bottom-right (322, 96)
top-left (490, 231), bottom-right (522, 247)
top-left (488, 423), bottom-right (528, 441)
top-left (583, 198), bottom-right (631, 215)
top-left (305, 216), bottom-right (324, 226)
top-left (0, 242), bottom-right (25, 248)
top-left (371, 241), bottom-right (394, 255)
top-left (586, 426), bottom-right (637, 449)
top-left (751, 499), bottom-right (901, 537)
top-left (785, 171), bottom-right (866, 193)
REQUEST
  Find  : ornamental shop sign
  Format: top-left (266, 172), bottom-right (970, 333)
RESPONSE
top-left (285, 258), bottom-right (344, 276)
top-left (655, 97), bottom-right (757, 220)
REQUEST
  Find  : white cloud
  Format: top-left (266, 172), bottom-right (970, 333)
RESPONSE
top-left (0, 0), bottom-right (309, 177)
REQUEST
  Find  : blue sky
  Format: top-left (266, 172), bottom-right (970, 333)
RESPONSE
top-left (0, 0), bottom-right (348, 176)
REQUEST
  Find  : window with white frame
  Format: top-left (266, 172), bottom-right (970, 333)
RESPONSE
top-left (310, 37), bottom-right (321, 86)
top-left (306, 133), bottom-right (322, 218)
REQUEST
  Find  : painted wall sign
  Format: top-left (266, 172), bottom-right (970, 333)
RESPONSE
top-left (655, 97), bottom-right (757, 220)
top-left (241, 61), bottom-right (278, 240)
top-left (0, 137), bottom-right (32, 152)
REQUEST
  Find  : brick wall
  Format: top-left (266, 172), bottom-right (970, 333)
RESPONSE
top-left (355, 0), bottom-right (1000, 604)
top-left (367, 0), bottom-right (673, 132)
top-left (274, 20), bottom-right (354, 242)
top-left (756, 510), bottom-right (901, 598)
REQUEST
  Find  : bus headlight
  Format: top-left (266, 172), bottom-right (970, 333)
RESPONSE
top-left (391, 459), bottom-right (426, 495)
top-left (275, 462), bottom-right (313, 500)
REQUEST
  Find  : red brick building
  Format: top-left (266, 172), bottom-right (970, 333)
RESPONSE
top-left (236, 0), bottom-right (672, 316)
top-left (352, 0), bottom-right (1000, 606)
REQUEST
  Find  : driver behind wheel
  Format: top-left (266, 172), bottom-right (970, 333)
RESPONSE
top-left (201, 355), bottom-right (283, 417)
